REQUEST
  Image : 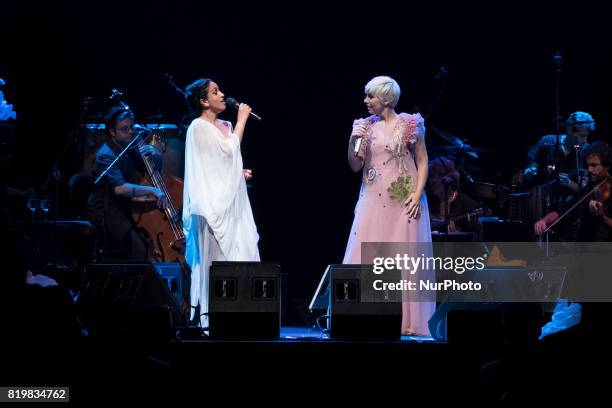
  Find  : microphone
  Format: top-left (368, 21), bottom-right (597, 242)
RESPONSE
top-left (552, 51), bottom-right (562, 73)
top-left (225, 97), bottom-right (262, 121)
top-left (353, 136), bottom-right (363, 157)
top-left (352, 118), bottom-right (372, 157)
top-left (434, 65), bottom-right (449, 81)
top-left (442, 174), bottom-right (458, 189)
top-left (109, 88), bottom-right (125, 101)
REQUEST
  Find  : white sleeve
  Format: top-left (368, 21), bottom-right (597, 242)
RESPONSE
top-left (183, 119), bottom-right (243, 237)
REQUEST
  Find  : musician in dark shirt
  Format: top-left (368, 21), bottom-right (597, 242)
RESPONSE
top-left (87, 106), bottom-right (166, 260)
top-left (524, 111), bottom-right (595, 196)
top-left (535, 141), bottom-right (612, 242)
top-left (428, 156), bottom-right (483, 234)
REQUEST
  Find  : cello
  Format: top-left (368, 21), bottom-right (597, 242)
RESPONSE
top-left (131, 129), bottom-right (186, 263)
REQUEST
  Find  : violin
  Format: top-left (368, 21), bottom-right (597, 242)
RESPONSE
top-left (589, 174), bottom-right (612, 218)
top-left (593, 175), bottom-right (612, 203)
top-left (543, 174), bottom-right (612, 234)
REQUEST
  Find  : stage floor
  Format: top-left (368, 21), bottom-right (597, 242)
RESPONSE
top-left (5, 325), bottom-right (499, 403)
top-left (175, 326), bottom-right (437, 342)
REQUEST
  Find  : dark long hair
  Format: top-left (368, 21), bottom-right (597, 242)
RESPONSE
top-left (185, 78), bottom-right (212, 115)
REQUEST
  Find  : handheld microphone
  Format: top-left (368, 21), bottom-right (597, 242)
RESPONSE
top-left (353, 137), bottom-right (363, 157)
top-left (225, 97), bottom-right (262, 121)
top-left (442, 174), bottom-right (458, 189)
top-left (352, 118), bottom-right (372, 157)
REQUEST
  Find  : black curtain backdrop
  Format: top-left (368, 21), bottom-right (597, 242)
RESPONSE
top-left (3, 0), bottom-right (611, 323)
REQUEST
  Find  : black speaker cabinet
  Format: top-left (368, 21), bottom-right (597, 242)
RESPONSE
top-left (315, 264), bottom-right (402, 340)
top-left (78, 262), bottom-right (184, 338)
top-left (429, 266), bottom-right (545, 342)
top-left (152, 262), bottom-right (189, 313)
top-left (209, 261), bottom-right (281, 339)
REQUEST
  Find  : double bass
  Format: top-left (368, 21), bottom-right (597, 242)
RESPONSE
top-left (131, 129), bottom-right (186, 263)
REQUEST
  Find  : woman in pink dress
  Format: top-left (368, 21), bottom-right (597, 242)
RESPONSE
top-left (343, 76), bottom-right (436, 336)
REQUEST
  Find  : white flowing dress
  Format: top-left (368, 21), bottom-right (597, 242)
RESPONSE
top-left (182, 118), bottom-right (260, 327)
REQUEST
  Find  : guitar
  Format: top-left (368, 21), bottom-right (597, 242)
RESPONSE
top-left (431, 208), bottom-right (484, 233)
top-left (451, 207), bottom-right (484, 223)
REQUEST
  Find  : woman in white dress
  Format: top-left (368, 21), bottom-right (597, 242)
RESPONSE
top-left (182, 78), bottom-right (260, 328)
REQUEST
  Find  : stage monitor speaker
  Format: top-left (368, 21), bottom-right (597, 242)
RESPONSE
top-left (311, 264), bottom-right (402, 340)
top-left (152, 262), bottom-right (189, 312)
top-left (428, 302), bottom-right (504, 343)
top-left (209, 261), bottom-right (281, 339)
top-left (78, 262), bottom-right (185, 338)
top-left (431, 303), bottom-right (544, 345)
top-left (428, 266), bottom-right (544, 342)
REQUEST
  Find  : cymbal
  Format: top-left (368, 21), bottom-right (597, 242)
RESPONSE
top-left (430, 126), bottom-right (488, 158)
top-left (463, 181), bottom-right (510, 200)
top-left (433, 145), bottom-right (494, 155)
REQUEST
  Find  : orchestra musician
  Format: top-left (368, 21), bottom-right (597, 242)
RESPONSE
top-left (524, 111), bottom-right (595, 195)
top-left (87, 105), bottom-right (167, 260)
top-left (427, 156), bottom-right (484, 235)
top-left (534, 141), bottom-right (612, 241)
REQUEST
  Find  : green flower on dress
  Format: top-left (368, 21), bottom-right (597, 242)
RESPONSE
top-left (387, 175), bottom-right (415, 203)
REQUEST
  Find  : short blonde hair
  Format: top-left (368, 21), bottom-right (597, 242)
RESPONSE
top-left (364, 76), bottom-right (401, 108)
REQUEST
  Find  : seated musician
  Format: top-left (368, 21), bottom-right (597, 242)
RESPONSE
top-left (534, 142), bottom-right (612, 365)
top-left (427, 156), bottom-right (483, 234)
top-left (87, 105), bottom-right (167, 260)
top-left (535, 141), bottom-right (612, 241)
top-left (524, 111), bottom-right (595, 195)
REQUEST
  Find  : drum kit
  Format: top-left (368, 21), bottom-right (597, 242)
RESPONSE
top-left (79, 122), bottom-right (185, 178)
top-left (76, 86), bottom-right (187, 179)
top-left (429, 129), bottom-right (540, 239)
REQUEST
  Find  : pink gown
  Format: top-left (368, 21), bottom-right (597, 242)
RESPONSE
top-left (343, 112), bottom-right (436, 336)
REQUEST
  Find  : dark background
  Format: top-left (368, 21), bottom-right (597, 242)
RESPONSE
top-left (3, 0), bottom-right (611, 323)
